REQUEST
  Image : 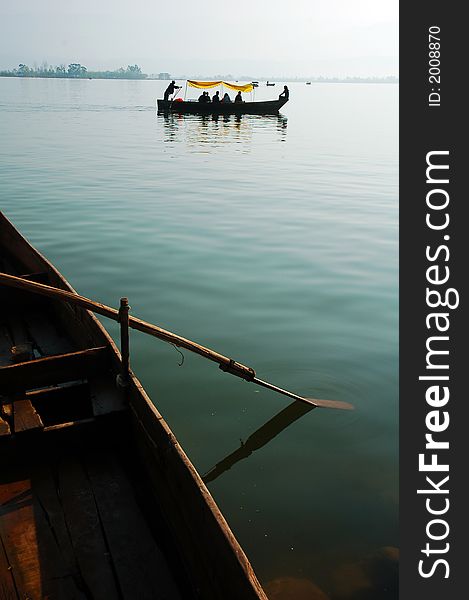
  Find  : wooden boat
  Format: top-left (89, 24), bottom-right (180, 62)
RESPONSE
top-left (157, 97), bottom-right (288, 115)
top-left (0, 211), bottom-right (267, 600)
top-left (266, 82), bottom-right (275, 87)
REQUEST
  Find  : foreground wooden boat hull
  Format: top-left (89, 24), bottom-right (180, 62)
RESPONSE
top-left (157, 97), bottom-right (288, 115)
top-left (0, 212), bottom-right (267, 600)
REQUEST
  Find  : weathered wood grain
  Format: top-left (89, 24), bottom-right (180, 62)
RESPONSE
top-left (0, 534), bottom-right (17, 600)
top-left (85, 451), bottom-right (182, 600)
top-left (58, 455), bottom-right (121, 600)
top-left (0, 416), bottom-right (10, 437)
top-left (13, 398), bottom-right (44, 433)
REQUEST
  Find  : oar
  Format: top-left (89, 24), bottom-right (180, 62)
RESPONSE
top-left (169, 84), bottom-right (182, 108)
top-left (0, 272), bottom-right (354, 411)
top-left (252, 377), bottom-right (354, 410)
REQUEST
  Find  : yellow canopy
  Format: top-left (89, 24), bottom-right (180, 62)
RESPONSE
top-left (188, 80), bottom-right (254, 93)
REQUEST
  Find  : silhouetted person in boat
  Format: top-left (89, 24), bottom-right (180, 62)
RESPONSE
top-left (198, 91), bottom-right (211, 103)
top-left (163, 80), bottom-right (181, 101)
top-left (222, 92), bottom-right (232, 103)
top-left (212, 91), bottom-right (220, 103)
top-left (279, 85), bottom-right (289, 100)
top-left (234, 91), bottom-right (243, 103)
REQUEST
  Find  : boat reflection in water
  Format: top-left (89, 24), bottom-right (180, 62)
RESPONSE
top-left (264, 545), bottom-right (398, 599)
top-left (203, 401), bottom-right (313, 484)
top-left (159, 112), bottom-right (288, 151)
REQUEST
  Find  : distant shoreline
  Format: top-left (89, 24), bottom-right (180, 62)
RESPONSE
top-left (0, 63), bottom-right (147, 80)
top-left (0, 74), bottom-right (147, 81)
top-left (0, 74), bottom-right (399, 84)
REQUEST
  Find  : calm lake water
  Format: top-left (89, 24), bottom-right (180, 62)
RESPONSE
top-left (0, 78), bottom-right (398, 599)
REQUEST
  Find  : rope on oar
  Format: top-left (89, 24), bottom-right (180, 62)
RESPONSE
top-left (0, 272), bottom-right (354, 411)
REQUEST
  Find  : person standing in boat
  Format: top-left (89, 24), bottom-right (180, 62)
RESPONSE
top-left (279, 85), bottom-right (289, 100)
top-left (212, 91), bottom-right (220, 103)
top-left (234, 91), bottom-right (243, 103)
top-left (222, 92), bottom-right (232, 103)
top-left (163, 80), bottom-right (181, 101)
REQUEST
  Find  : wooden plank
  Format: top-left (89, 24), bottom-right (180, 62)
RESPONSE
top-left (1, 403), bottom-right (12, 421)
top-left (29, 464), bottom-right (87, 599)
top-left (25, 381), bottom-right (89, 399)
top-left (30, 463), bottom-right (79, 575)
top-left (0, 346), bottom-right (110, 393)
top-left (13, 398), bottom-right (44, 433)
top-left (88, 375), bottom-right (126, 416)
top-left (30, 491), bottom-right (87, 599)
top-left (0, 467), bottom-right (86, 600)
top-left (0, 535), bottom-right (17, 600)
top-left (0, 416), bottom-right (10, 437)
top-left (43, 418), bottom-right (95, 433)
top-left (58, 456), bottom-right (121, 599)
top-left (23, 312), bottom-right (75, 357)
top-left (0, 476), bottom-right (41, 599)
top-left (85, 451), bottom-right (181, 600)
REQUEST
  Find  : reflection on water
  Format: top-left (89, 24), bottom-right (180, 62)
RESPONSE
top-left (265, 547), bottom-right (398, 600)
top-left (203, 401), bottom-right (313, 483)
top-left (265, 577), bottom-right (329, 600)
top-left (159, 112), bottom-right (287, 151)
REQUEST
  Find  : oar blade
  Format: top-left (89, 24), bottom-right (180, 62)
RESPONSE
top-left (305, 397), bottom-right (355, 411)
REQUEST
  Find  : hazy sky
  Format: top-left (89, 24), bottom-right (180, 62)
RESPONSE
top-left (0, 0), bottom-right (398, 77)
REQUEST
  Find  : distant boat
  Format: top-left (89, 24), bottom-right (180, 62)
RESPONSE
top-left (266, 81), bottom-right (275, 86)
top-left (158, 98), bottom-right (288, 115)
top-left (306, 81), bottom-right (311, 85)
top-left (252, 81), bottom-right (259, 88)
top-left (158, 80), bottom-right (288, 115)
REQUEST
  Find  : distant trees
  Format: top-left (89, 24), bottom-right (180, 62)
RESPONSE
top-left (0, 63), bottom-right (147, 79)
top-left (126, 64), bottom-right (142, 74)
top-left (17, 64), bottom-right (30, 76)
top-left (67, 63), bottom-right (87, 77)
top-left (86, 65), bottom-right (145, 79)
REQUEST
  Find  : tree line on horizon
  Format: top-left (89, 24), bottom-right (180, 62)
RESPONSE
top-left (0, 63), bottom-right (147, 79)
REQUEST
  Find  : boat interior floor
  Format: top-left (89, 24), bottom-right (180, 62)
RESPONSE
top-left (0, 273), bottom-right (127, 437)
top-left (0, 418), bottom-right (186, 600)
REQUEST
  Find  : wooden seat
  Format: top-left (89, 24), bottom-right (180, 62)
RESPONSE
top-left (0, 346), bottom-right (111, 394)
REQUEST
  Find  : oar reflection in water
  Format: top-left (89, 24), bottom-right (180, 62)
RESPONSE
top-left (203, 401), bottom-right (314, 483)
